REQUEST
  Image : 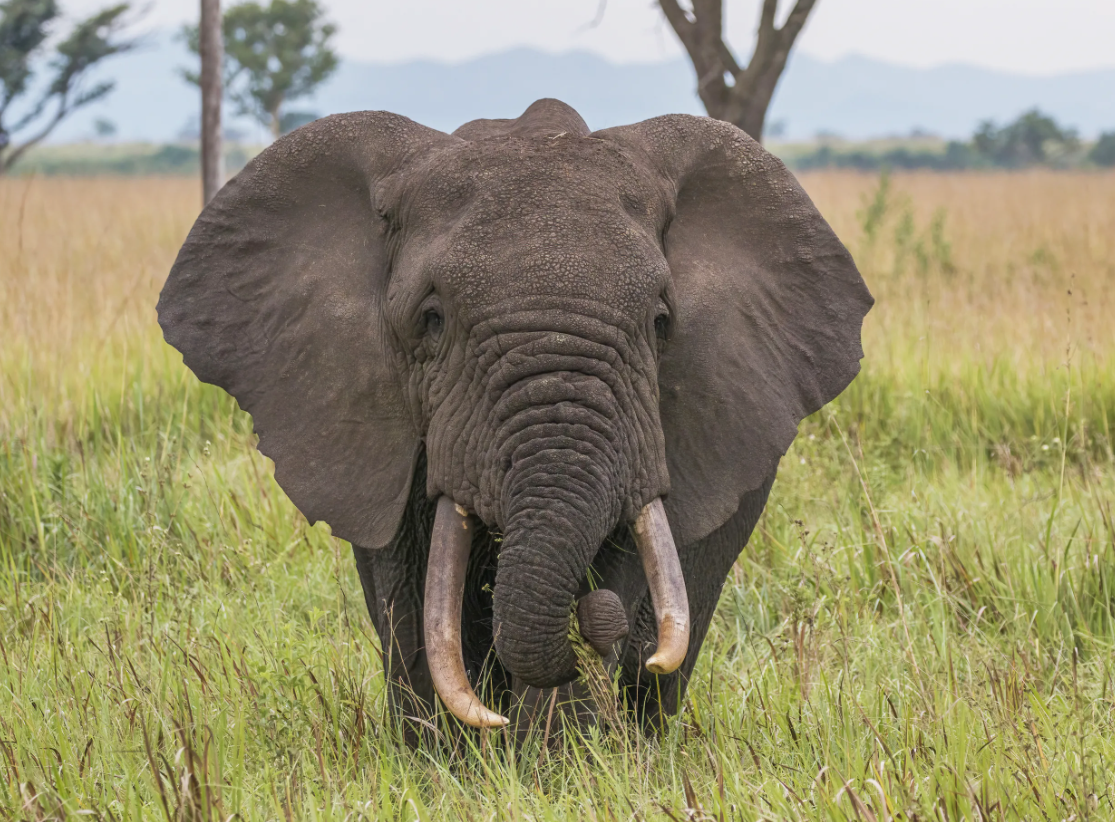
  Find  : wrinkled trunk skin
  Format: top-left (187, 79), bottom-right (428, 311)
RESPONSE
top-left (484, 361), bottom-right (629, 687)
top-left (493, 439), bottom-right (620, 686)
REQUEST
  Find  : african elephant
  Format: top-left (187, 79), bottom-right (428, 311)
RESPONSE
top-left (158, 99), bottom-right (872, 738)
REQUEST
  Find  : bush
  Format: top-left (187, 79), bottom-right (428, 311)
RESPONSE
top-left (972, 109), bottom-right (1081, 168)
top-left (1089, 132), bottom-right (1115, 167)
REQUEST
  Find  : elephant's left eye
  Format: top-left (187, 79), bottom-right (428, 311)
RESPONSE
top-left (654, 302), bottom-right (670, 342)
top-left (424, 308), bottom-right (444, 339)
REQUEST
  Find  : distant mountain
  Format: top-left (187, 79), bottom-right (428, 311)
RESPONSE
top-left (45, 31), bottom-right (1115, 144)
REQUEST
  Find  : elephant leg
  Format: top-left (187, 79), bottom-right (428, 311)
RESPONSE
top-left (352, 540), bottom-right (435, 746)
top-left (620, 473), bottom-right (776, 728)
top-left (353, 452), bottom-right (514, 746)
top-left (350, 452), bottom-right (441, 744)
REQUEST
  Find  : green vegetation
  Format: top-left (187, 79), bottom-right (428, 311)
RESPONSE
top-left (1, 173), bottom-right (1113, 819)
top-left (1090, 132), bottom-right (1115, 168)
top-left (787, 109), bottom-right (1111, 172)
top-left (0, 0), bottom-right (133, 173)
top-left (10, 109), bottom-right (1113, 178)
top-left (971, 109), bottom-right (1081, 168)
top-left (181, 0), bottom-right (338, 139)
top-left (9, 141), bottom-right (256, 176)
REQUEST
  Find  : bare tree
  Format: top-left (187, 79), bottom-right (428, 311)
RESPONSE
top-left (199, 0), bottom-right (223, 204)
top-left (659, 0), bottom-right (817, 142)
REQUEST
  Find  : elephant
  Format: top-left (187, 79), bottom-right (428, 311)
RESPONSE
top-left (157, 98), bottom-right (872, 740)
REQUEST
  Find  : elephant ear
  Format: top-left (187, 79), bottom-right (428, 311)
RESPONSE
top-left (598, 116), bottom-right (873, 546)
top-left (158, 112), bottom-right (459, 550)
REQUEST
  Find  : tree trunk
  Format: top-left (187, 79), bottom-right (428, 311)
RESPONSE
top-left (659, 0), bottom-right (817, 143)
top-left (270, 105), bottom-right (283, 140)
top-left (707, 78), bottom-right (778, 143)
top-left (199, 0), bottom-right (224, 205)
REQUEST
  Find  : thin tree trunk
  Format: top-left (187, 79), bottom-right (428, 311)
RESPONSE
top-left (270, 104), bottom-right (283, 140)
top-left (200, 0), bottom-right (224, 206)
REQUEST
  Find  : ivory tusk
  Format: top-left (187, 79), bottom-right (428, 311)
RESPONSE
top-left (424, 496), bottom-right (509, 728)
top-left (632, 498), bottom-right (690, 675)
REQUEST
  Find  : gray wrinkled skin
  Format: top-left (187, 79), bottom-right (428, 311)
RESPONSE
top-left (158, 99), bottom-right (872, 737)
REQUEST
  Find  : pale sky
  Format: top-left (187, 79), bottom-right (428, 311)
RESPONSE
top-left (68, 0), bottom-right (1115, 75)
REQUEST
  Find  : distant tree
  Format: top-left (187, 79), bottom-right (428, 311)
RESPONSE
top-left (92, 116), bottom-right (116, 137)
top-left (765, 118), bottom-right (787, 139)
top-left (278, 109), bottom-right (318, 134)
top-left (0, 0), bottom-right (133, 173)
top-left (658, 0), bottom-right (817, 142)
top-left (973, 109), bottom-right (1080, 168)
top-left (942, 140), bottom-right (976, 169)
top-left (183, 0), bottom-right (337, 140)
top-left (1089, 132), bottom-right (1115, 167)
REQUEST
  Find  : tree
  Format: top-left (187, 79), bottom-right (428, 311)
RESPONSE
top-left (199, 0), bottom-right (224, 205)
top-left (0, 0), bottom-right (132, 173)
top-left (973, 109), bottom-right (1080, 168)
top-left (92, 116), bottom-right (115, 137)
top-left (184, 0), bottom-right (337, 140)
top-left (1088, 132), bottom-right (1115, 168)
top-left (658, 0), bottom-right (817, 142)
top-left (278, 109), bottom-right (318, 134)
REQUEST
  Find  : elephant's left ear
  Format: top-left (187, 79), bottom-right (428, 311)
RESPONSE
top-left (597, 116), bottom-right (873, 547)
top-left (159, 112), bottom-right (461, 550)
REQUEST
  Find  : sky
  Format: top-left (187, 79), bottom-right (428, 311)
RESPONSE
top-left (65, 0), bottom-right (1115, 75)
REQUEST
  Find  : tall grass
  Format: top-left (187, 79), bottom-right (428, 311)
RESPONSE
top-left (1, 172), bottom-right (1113, 820)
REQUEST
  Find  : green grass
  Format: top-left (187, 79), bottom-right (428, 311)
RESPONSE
top-left (2, 175), bottom-right (1114, 819)
top-left (4, 335), bottom-right (1113, 820)
top-left (11, 143), bottom-right (259, 177)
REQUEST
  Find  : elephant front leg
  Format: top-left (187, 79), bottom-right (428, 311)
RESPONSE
top-left (621, 476), bottom-right (775, 727)
top-left (351, 544), bottom-right (436, 746)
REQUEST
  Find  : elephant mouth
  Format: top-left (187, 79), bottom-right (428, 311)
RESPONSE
top-left (423, 495), bottom-right (690, 728)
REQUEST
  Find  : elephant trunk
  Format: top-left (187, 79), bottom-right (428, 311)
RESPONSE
top-left (491, 425), bottom-right (621, 687)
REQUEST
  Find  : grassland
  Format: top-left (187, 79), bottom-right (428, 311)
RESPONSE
top-left (1, 170), bottom-right (1113, 821)
top-left (10, 144), bottom-right (259, 178)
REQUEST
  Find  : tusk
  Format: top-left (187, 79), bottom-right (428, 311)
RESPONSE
top-left (632, 498), bottom-right (690, 675)
top-left (424, 497), bottom-right (509, 728)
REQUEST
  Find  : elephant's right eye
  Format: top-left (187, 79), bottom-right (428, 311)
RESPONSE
top-left (424, 308), bottom-right (444, 339)
top-left (654, 300), bottom-right (671, 341)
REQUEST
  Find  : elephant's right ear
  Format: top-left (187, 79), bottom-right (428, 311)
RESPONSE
top-left (598, 115), bottom-right (873, 548)
top-left (158, 112), bottom-right (460, 550)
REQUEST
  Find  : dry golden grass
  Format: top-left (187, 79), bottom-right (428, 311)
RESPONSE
top-left (800, 170), bottom-right (1115, 371)
top-left (0, 178), bottom-right (198, 439)
top-left (3, 172), bottom-right (1111, 394)
top-left (0, 177), bottom-right (196, 345)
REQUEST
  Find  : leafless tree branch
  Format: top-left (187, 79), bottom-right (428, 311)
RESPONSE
top-left (577, 0), bottom-right (609, 32)
top-left (657, 0), bottom-right (819, 141)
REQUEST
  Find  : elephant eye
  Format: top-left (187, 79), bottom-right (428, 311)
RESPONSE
top-left (654, 302), bottom-right (670, 342)
top-left (424, 308), bottom-right (444, 339)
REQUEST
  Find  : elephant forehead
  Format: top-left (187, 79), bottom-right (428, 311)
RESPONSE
top-left (410, 134), bottom-right (666, 222)
top-left (438, 208), bottom-right (665, 313)
top-left (407, 138), bottom-right (670, 314)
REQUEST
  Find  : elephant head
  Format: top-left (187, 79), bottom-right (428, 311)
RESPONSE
top-left (158, 100), bottom-right (871, 727)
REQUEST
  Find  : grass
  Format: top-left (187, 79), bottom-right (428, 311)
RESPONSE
top-left (10, 144), bottom-right (260, 178)
top-left (1, 170), bottom-right (1114, 820)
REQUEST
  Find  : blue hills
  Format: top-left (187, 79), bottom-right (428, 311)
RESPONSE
top-left (44, 31), bottom-right (1115, 143)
